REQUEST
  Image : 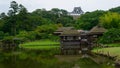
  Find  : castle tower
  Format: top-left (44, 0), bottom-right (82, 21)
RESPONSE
top-left (71, 7), bottom-right (84, 15)
top-left (68, 7), bottom-right (84, 19)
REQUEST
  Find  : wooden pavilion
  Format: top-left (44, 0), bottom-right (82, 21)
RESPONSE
top-left (54, 26), bottom-right (107, 55)
top-left (60, 30), bottom-right (81, 54)
top-left (87, 25), bottom-right (107, 47)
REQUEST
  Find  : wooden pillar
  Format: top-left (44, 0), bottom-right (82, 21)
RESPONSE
top-left (65, 50), bottom-right (67, 55)
top-left (115, 63), bottom-right (120, 68)
top-left (61, 49), bottom-right (63, 55)
top-left (75, 50), bottom-right (77, 55)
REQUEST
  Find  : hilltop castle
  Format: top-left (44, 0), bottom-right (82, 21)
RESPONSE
top-left (68, 7), bottom-right (84, 19)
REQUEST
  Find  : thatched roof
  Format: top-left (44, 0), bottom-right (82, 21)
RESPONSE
top-left (60, 30), bottom-right (80, 36)
top-left (89, 26), bottom-right (107, 35)
top-left (54, 27), bottom-right (74, 35)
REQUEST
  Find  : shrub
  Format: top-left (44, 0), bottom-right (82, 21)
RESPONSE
top-left (16, 31), bottom-right (37, 42)
top-left (3, 36), bottom-right (23, 43)
top-left (99, 28), bottom-right (120, 44)
top-left (35, 24), bottom-right (58, 40)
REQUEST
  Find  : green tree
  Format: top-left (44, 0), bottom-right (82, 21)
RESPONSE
top-left (32, 8), bottom-right (74, 26)
top-left (17, 31), bottom-right (36, 41)
top-left (0, 31), bottom-right (4, 40)
top-left (109, 6), bottom-right (120, 13)
top-left (51, 8), bottom-right (60, 15)
top-left (60, 9), bottom-right (68, 15)
top-left (7, 10), bottom-right (14, 16)
top-left (35, 24), bottom-right (58, 40)
top-left (100, 12), bottom-right (120, 29)
top-left (10, 1), bottom-right (19, 15)
top-left (0, 12), bottom-right (6, 19)
top-left (99, 28), bottom-right (120, 43)
top-left (56, 17), bottom-right (74, 26)
top-left (75, 10), bottom-right (105, 30)
top-left (5, 1), bottom-right (19, 35)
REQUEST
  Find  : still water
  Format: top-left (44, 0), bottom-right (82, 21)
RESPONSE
top-left (0, 49), bottom-right (74, 68)
top-left (0, 49), bottom-right (115, 68)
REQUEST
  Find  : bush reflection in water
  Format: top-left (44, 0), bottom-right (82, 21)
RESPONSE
top-left (0, 48), bottom-right (74, 68)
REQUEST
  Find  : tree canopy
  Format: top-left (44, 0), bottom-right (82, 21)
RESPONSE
top-left (99, 12), bottom-right (120, 29)
top-left (109, 6), bottom-right (120, 13)
top-left (0, 1), bottom-right (74, 41)
top-left (75, 10), bottom-right (105, 30)
top-left (99, 28), bottom-right (120, 44)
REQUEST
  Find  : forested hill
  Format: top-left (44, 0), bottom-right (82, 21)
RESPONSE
top-left (0, 1), bottom-right (120, 43)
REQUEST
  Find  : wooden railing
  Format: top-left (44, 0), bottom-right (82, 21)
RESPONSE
top-left (61, 45), bottom-right (81, 49)
top-left (61, 40), bottom-right (80, 45)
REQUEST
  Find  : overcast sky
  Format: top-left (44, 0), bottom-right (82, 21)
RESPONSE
top-left (0, 0), bottom-right (120, 13)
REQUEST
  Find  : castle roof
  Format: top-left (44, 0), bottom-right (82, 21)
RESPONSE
top-left (70, 7), bottom-right (84, 15)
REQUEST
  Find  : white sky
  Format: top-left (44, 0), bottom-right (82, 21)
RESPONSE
top-left (0, 0), bottom-right (120, 13)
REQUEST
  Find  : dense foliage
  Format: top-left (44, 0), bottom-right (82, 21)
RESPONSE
top-left (0, 1), bottom-right (120, 44)
top-left (75, 10), bottom-right (105, 30)
top-left (0, 1), bottom-right (74, 42)
top-left (99, 28), bottom-right (120, 44)
top-left (99, 12), bottom-right (120, 44)
top-left (100, 12), bottom-right (120, 29)
top-left (109, 6), bottom-right (120, 13)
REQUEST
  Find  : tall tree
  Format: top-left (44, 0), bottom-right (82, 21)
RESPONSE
top-left (6, 1), bottom-right (19, 35)
top-left (10, 1), bottom-right (19, 15)
top-left (5, 1), bottom-right (26, 35)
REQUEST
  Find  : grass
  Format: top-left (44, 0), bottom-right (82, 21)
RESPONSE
top-left (19, 40), bottom-right (60, 50)
top-left (105, 43), bottom-right (120, 47)
top-left (93, 47), bottom-right (120, 60)
top-left (21, 46), bottom-right (60, 50)
top-left (21, 40), bottom-right (60, 46)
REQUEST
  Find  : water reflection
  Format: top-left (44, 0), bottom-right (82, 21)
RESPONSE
top-left (0, 48), bottom-right (115, 68)
top-left (0, 49), bottom-right (73, 68)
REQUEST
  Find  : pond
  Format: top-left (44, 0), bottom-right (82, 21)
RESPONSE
top-left (0, 48), bottom-right (115, 68)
